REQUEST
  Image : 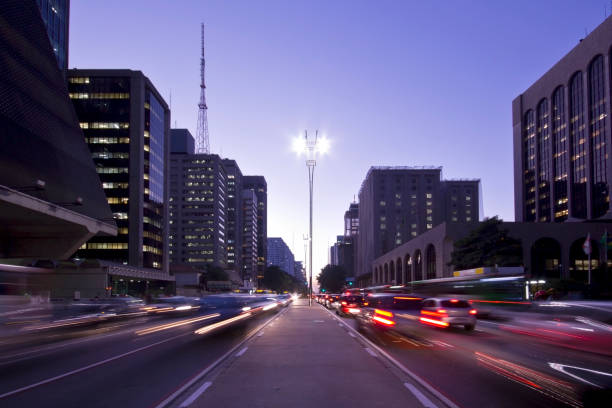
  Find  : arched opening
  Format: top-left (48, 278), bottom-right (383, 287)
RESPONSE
top-left (405, 255), bottom-right (412, 282)
top-left (390, 260), bottom-right (395, 284)
top-left (396, 257), bottom-right (403, 284)
top-left (425, 244), bottom-right (436, 279)
top-left (374, 266), bottom-right (379, 284)
top-left (569, 238), bottom-right (599, 282)
top-left (413, 250), bottom-right (422, 281)
top-left (531, 238), bottom-right (561, 279)
top-left (569, 71), bottom-right (587, 219)
top-left (588, 55), bottom-right (608, 218)
top-left (384, 263), bottom-right (389, 283)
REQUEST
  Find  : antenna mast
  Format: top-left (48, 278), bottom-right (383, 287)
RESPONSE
top-left (196, 23), bottom-right (210, 153)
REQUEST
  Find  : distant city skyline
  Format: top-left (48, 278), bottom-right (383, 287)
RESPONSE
top-left (69, 0), bottom-right (611, 276)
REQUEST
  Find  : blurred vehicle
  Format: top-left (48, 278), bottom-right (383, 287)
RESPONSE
top-left (356, 293), bottom-right (424, 333)
top-left (325, 294), bottom-right (341, 309)
top-left (420, 298), bottom-right (477, 330)
top-left (144, 296), bottom-right (200, 314)
top-left (336, 293), bottom-right (366, 317)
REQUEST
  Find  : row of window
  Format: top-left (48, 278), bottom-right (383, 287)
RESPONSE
top-left (70, 92), bottom-right (129, 99)
top-left (81, 122), bottom-right (129, 129)
top-left (83, 243), bottom-right (128, 250)
top-left (97, 167), bottom-right (128, 174)
top-left (87, 137), bottom-right (130, 144)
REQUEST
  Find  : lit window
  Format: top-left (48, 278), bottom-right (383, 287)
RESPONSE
top-left (426, 223), bottom-right (432, 229)
top-left (380, 201), bottom-right (386, 206)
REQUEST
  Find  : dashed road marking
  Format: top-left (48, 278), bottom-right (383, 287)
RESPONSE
top-left (365, 347), bottom-right (377, 357)
top-left (257, 331), bottom-right (264, 337)
top-left (235, 347), bottom-right (248, 357)
top-left (179, 382), bottom-right (212, 407)
top-left (348, 331), bottom-right (356, 338)
top-left (404, 382), bottom-right (438, 408)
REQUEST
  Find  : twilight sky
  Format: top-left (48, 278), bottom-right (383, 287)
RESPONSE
top-left (70, 0), bottom-right (610, 277)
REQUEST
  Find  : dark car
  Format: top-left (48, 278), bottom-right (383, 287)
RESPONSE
top-left (355, 293), bottom-right (424, 332)
top-left (336, 294), bottom-right (367, 317)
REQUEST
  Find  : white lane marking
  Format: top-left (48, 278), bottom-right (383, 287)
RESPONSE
top-left (0, 332), bottom-right (188, 399)
top-left (338, 323), bottom-right (343, 327)
top-left (365, 347), bottom-right (377, 357)
top-left (179, 381), bottom-right (212, 407)
top-left (404, 383), bottom-right (439, 408)
top-left (432, 340), bottom-right (454, 348)
top-left (313, 320), bottom-right (324, 323)
top-left (549, 362), bottom-right (612, 388)
top-left (235, 347), bottom-right (248, 357)
top-left (348, 331), bottom-right (356, 338)
top-left (257, 331), bottom-right (264, 337)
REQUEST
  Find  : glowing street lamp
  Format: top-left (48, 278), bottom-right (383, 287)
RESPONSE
top-left (293, 130), bottom-right (329, 306)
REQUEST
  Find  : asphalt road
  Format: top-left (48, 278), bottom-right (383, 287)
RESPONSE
top-left (1, 303), bottom-right (611, 408)
top-left (336, 308), bottom-right (612, 408)
top-left (0, 310), bottom-right (279, 408)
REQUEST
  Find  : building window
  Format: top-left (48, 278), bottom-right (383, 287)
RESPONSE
top-left (523, 109), bottom-right (536, 221)
top-left (569, 71), bottom-right (587, 218)
top-left (589, 55), bottom-right (608, 218)
top-left (552, 86), bottom-right (568, 222)
top-left (537, 98), bottom-right (551, 222)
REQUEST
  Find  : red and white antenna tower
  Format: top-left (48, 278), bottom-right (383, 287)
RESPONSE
top-left (196, 23), bottom-right (210, 154)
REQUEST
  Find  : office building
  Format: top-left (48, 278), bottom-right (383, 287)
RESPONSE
top-left (513, 15), bottom-right (612, 223)
top-left (243, 176), bottom-right (267, 280)
top-left (267, 237), bottom-right (295, 275)
top-left (356, 167), bottom-right (480, 279)
top-left (0, 0), bottom-right (116, 262)
top-left (36, 0), bottom-right (69, 70)
top-left (294, 261), bottom-right (306, 282)
top-left (330, 235), bottom-right (356, 277)
top-left (170, 128), bottom-right (195, 155)
top-left (344, 202), bottom-right (359, 236)
top-left (68, 69), bottom-right (170, 273)
top-left (168, 153), bottom-right (227, 269)
top-left (241, 189), bottom-right (258, 287)
top-left (223, 159), bottom-right (244, 276)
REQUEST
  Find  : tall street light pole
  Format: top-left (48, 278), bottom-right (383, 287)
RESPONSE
top-left (293, 130), bottom-right (329, 306)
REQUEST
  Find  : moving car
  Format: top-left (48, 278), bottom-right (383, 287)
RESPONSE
top-left (336, 293), bottom-right (366, 317)
top-left (420, 298), bottom-right (477, 331)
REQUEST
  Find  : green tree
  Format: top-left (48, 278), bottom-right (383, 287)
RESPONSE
top-left (262, 265), bottom-right (303, 293)
top-left (317, 264), bottom-right (347, 293)
top-left (199, 264), bottom-right (230, 291)
top-left (450, 217), bottom-right (523, 270)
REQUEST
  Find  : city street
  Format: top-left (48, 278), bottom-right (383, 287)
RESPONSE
top-left (1, 299), bottom-right (610, 408)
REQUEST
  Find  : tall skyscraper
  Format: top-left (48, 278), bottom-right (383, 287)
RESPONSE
top-left (68, 69), bottom-right (170, 272)
top-left (344, 202), bottom-right (359, 236)
top-left (168, 153), bottom-right (227, 269)
top-left (241, 189), bottom-right (258, 287)
top-left (36, 0), bottom-right (69, 70)
top-left (356, 167), bottom-right (480, 278)
top-left (223, 159), bottom-right (244, 276)
top-left (243, 176), bottom-right (267, 281)
top-left (513, 15), bottom-right (612, 223)
top-left (267, 237), bottom-right (295, 275)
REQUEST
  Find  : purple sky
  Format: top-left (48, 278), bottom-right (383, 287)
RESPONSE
top-left (70, 0), bottom-right (610, 276)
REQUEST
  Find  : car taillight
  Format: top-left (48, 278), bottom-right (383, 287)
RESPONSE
top-left (420, 317), bottom-right (449, 328)
top-left (363, 302), bottom-right (369, 306)
top-left (437, 309), bottom-right (447, 314)
top-left (372, 308), bottom-right (395, 326)
top-left (341, 301), bottom-right (347, 306)
top-left (374, 309), bottom-right (393, 317)
top-left (469, 309), bottom-right (477, 315)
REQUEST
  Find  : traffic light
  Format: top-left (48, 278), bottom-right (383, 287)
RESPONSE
top-left (348, 281), bottom-right (354, 286)
top-left (321, 288), bottom-right (326, 292)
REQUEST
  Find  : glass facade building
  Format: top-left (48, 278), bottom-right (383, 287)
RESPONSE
top-left (36, 0), bottom-right (69, 70)
top-left (68, 70), bottom-right (170, 272)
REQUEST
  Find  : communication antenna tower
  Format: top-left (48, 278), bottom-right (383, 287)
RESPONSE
top-left (196, 23), bottom-right (210, 153)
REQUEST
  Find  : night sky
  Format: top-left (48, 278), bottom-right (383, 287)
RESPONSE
top-left (70, 0), bottom-right (611, 275)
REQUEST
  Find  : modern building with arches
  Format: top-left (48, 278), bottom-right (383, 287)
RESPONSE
top-left (513, 13), bottom-right (612, 223)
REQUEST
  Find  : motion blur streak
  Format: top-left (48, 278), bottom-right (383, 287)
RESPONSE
top-left (469, 300), bottom-right (531, 305)
top-left (262, 303), bottom-right (277, 311)
top-left (419, 317), bottom-right (449, 327)
top-left (135, 313), bottom-right (220, 336)
top-left (372, 315), bottom-right (396, 327)
top-left (475, 352), bottom-right (582, 408)
top-left (194, 313), bottom-right (252, 335)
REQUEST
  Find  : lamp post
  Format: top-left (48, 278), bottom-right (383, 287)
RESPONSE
top-left (293, 130), bottom-right (329, 306)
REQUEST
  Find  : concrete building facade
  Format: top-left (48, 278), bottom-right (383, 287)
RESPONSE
top-left (67, 69), bottom-right (170, 273)
top-left (356, 167), bottom-right (480, 280)
top-left (168, 153), bottom-right (227, 269)
top-left (223, 159), bottom-right (244, 276)
top-left (513, 15), bottom-right (612, 223)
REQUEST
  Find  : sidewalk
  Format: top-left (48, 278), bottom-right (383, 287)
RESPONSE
top-left (191, 298), bottom-right (432, 408)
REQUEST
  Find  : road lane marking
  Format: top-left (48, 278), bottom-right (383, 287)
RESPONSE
top-left (432, 340), bottom-right (454, 348)
top-left (365, 347), bottom-right (377, 357)
top-left (153, 307), bottom-right (289, 408)
top-left (257, 331), bottom-right (264, 337)
top-left (348, 331), bottom-right (356, 338)
top-left (235, 347), bottom-right (248, 357)
top-left (323, 305), bottom-right (461, 408)
top-left (548, 362), bottom-right (612, 388)
top-left (0, 332), bottom-right (189, 400)
top-left (179, 382), bottom-right (212, 407)
top-left (404, 383), bottom-right (439, 408)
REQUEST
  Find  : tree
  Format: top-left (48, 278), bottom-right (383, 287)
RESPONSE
top-left (317, 264), bottom-right (347, 293)
top-left (450, 217), bottom-right (523, 270)
top-left (262, 265), bottom-right (306, 293)
top-left (199, 264), bottom-right (230, 291)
